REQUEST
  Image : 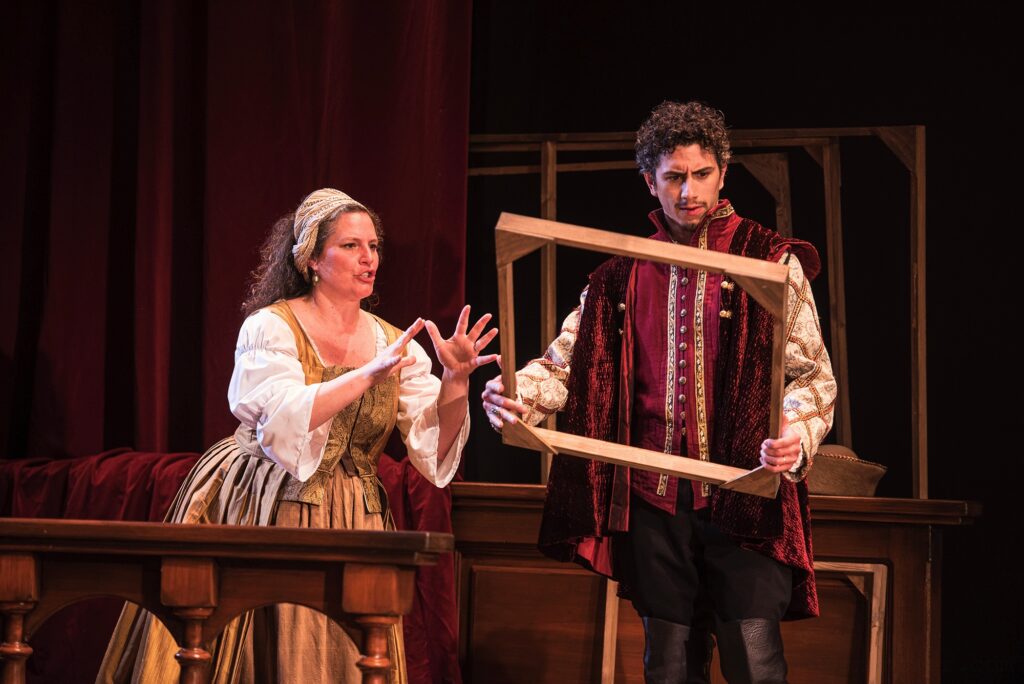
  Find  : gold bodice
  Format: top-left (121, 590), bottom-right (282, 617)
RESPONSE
top-left (265, 301), bottom-right (403, 511)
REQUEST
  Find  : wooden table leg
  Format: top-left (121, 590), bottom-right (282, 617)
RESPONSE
top-left (161, 557), bottom-right (218, 684)
top-left (355, 615), bottom-right (397, 684)
top-left (0, 602), bottom-right (34, 684)
top-left (173, 606), bottom-right (214, 684)
top-left (0, 553), bottom-right (39, 684)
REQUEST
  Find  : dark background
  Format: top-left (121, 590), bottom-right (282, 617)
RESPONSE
top-left (461, 3), bottom-right (1020, 682)
top-left (2, 1), bottom-right (1018, 681)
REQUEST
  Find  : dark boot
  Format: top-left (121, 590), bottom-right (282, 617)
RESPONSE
top-left (684, 623), bottom-right (714, 684)
top-left (642, 616), bottom-right (690, 683)
top-left (714, 618), bottom-right (787, 684)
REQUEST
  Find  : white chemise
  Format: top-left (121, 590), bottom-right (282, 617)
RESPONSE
top-left (228, 308), bottom-right (467, 486)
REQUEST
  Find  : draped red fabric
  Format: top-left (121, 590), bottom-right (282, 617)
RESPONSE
top-left (1, 0), bottom-right (472, 457)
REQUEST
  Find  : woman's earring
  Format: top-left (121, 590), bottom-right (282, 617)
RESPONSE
top-left (311, 271), bottom-right (320, 285)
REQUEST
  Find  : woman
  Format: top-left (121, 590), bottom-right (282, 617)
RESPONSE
top-left (98, 188), bottom-right (496, 683)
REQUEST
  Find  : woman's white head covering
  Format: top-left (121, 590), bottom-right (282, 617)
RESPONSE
top-left (291, 188), bottom-right (368, 281)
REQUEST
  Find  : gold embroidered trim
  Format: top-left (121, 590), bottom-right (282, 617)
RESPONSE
top-left (660, 264), bottom-right (679, 496)
top-left (694, 226), bottom-right (711, 497)
top-left (707, 203), bottom-right (735, 221)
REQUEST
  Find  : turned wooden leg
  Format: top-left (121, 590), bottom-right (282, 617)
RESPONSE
top-left (0, 553), bottom-right (40, 684)
top-left (173, 607), bottom-right (214, 684)
top-left (342, 562), bottom-right (415, 684)
top-left (160, 557), bottom-right (218, 684)
top-left (355, 615), bottom-right (398, 684)
top-left (0, 602), bottom-right (35, 684)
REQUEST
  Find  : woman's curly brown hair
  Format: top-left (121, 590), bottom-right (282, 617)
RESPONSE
top-left (241, 203), bottom-right (384, 317)
top-left (635, 101), bottom-right (731, 175)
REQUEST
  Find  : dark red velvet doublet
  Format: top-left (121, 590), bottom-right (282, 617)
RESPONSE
top-left (537, 203), bottom-right (822, 620)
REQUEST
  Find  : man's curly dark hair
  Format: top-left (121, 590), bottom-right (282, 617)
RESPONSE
top-left (635, 101), bottom-right (731, 175)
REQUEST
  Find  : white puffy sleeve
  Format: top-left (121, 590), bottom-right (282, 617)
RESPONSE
top-left (396, 339), bottom-right (468, 487)
top-left (228, 309), bottom-right (330, 481)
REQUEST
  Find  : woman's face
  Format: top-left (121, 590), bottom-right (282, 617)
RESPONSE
top-left (309, 211), bottom-right (379, 302)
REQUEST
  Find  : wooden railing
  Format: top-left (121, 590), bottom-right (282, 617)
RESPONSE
top-left (0, 518), bottom-right (453, 683)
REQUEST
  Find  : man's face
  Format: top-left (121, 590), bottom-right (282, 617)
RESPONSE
top-left (643, 144), bottom-right (726, 235)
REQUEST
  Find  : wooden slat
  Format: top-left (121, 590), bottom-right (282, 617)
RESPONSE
top-left (804, 144), bottom-right (824, 167)
top-left (599, 579), bottom-right (619, 684)
top-left (540, 142), bottom-right (558, 484)
top-left (502, 422), bottom-right (779, 499)
top-left (470, 143), bottom-right (543, 153)
top-left (469, 127), bottom-right (885, 146)
top-left (731, 273), bottom-right (786, 317)
top-left (496, 213), bottom-right (789, 293)
top-left (875, 126), bottom-right (917, 171)
top-left (449, 482), bottom-right (982, 525)
top-left (815, 561), bottom-right (889, 684)
top-left (771, 314), bottom-right (787, 441)
top-left (0, 519), bottom-right (452, 558)
top-left (909, 126), bottom-right (928, 499)
top-left (822, 140), bottom-right (853, 449)
top-left (555, 160), bottom-right (637, 173)
top-left (468, 164), bottom-right (541, 176)
top-left (494, 230), bottom-right (547, 268)
top-left (497, 264), bottom-right (517, 403)
top-left (733, 153), bottom-right (793, 236)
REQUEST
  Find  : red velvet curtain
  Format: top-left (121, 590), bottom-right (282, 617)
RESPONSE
top-left (1, 0), bottom-right (473, 458)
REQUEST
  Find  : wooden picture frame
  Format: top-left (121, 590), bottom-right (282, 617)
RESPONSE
top-left (495, 212), bottom-right (789, 499)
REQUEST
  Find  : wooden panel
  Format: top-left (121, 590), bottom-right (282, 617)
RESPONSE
top-left (609, 572), bottom-right (872, 683)
top-left (343, 563), bottom-right (415, 616)
top-left (466, 564), bottom-right (604, 683)
top-left (452, 483), bottom-right (977, 684)
top-left (160, 556), bottom-right (217, 607)
top-left (613, 604), bottom-right (645, 684)
top-left (775, 573), bottom-right (870, 683)
top-left (0, 554), bottom-right (38, 599)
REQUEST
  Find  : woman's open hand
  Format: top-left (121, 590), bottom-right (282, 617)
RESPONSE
top-left (360, 317), bottom-right (423, 385)
top-left (425, 305), bottom-right (499, 380)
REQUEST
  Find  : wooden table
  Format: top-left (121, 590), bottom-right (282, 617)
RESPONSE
top-left (0, 518), bottom-right (453, 683)
top-left (450, 482), bottom-right (979, 683)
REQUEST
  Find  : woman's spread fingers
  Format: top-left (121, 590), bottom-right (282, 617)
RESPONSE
top-left (475, 328), bottom-right (499, 351)
top-left (468, 312), bottom-right (493, 339)
top-left (455, 305), bottom-right (471, 334)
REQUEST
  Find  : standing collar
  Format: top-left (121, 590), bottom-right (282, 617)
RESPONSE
top-left (647, 199), bottom-right (736, 245)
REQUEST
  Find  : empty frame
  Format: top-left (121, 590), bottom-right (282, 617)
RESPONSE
top-left (495, 212), bottom-right (791, 499)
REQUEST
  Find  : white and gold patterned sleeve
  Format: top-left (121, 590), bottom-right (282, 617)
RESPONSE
top-left (514, 287), bottom-right (588, 426)
top-left (781, 254), bottom-right (837, 481)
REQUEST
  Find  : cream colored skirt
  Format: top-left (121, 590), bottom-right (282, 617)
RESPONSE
top-left (96, 437), bottom-right (406, 684)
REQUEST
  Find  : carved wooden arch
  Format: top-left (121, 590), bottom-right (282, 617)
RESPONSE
top-left (20, 567), bottom-right (367, 646)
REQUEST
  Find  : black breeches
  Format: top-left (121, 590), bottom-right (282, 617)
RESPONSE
top-left (618, 491), bottom-right (792, 626)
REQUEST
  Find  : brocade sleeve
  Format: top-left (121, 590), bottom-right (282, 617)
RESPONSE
top-left (513, 287), bottom-right (587, 426)
top-left (781, 254), bottom-right (838, 481)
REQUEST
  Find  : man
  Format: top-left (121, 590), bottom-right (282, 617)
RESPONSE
top-left (482, 101), bottom-right (835, 683)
